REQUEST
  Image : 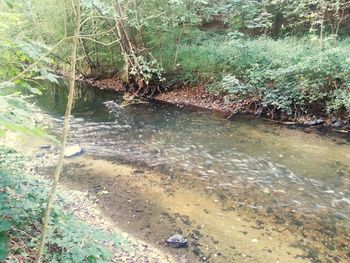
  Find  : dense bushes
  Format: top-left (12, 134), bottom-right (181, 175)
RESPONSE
top-left (156, 34), bottom-right (350, 117)
top-left (2, 0), bottom-right (349, 117)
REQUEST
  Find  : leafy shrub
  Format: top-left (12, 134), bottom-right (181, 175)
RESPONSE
top-left (327, 88), bottom-right (350, 113)
top-left (0, 147), bottom-right (121, 262)
top-left (156, 33), bottom-right (350, 116)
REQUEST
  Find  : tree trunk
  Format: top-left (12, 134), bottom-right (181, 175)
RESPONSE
top-left (34, 0), bottom-right (80, 262)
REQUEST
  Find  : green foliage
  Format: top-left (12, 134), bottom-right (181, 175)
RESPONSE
top-left (0, 220), bottom-right (11, 261)
top-left (0, 147), bottom-right (121, 262)
top-left (156, 34), bottom-right (350, 115)
top-left (0, 91), bottom-right (55, 140)
top-left (130, 55), bottom-right (165, 84)
top-left (327, 88), bottom-right (350, 113)
top-left (0, 4), bottom-right (61, 140)
top-left (1, 0), bottom-right (350, 116)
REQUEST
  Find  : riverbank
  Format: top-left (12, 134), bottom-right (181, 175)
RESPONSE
top-left (14, 80), bottom-right (350, 262)
top-left (0, 115), bottom-right (174, 263)
top-left (83, 77), bottom-right (350, 134)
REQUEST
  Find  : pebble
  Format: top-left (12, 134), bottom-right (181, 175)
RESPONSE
top-left (166, 234), bottom-right (188, 248)
top-left (35, 152), bottom-right (45, 158)
top-left (263, 188), bottom-right (270, 194)
top-left (316, 118), bottom-right (324, 124)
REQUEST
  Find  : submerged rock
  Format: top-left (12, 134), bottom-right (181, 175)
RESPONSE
top-left (166, 234), bottom-right (188, 248)
top-left (64, 145), bottom-right (83, 158)
top-left (35, 152), bottom-right (45, 158)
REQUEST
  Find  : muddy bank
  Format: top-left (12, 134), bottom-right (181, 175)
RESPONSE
top-left (82, 77), bottom-right (350, 134)
top-left (57, 176), bottom-right (175, 263)
top-left (83, 78), bottom-right (125, 92)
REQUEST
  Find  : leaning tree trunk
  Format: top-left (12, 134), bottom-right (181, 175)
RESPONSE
top-left (113, 0), bottom-right (146, 93)
top-left (94, 0), bottom-right (162, 97)
top-left (35, 0), bottom-right (80, 262)
top-left (105, 0), bottom-right (160, 96)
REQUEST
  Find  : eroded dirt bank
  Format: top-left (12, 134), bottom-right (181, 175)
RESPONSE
top-left (155, 87), bottom-right (350, 134)
top-left (82, 77), bottom-right (350, 133)
top-left (37, 155), bottom-right (348, 263)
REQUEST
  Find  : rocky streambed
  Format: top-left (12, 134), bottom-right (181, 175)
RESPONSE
top-left (29, 80), bottom-right (350, 262)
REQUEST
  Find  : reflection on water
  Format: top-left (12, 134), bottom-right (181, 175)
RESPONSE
top-left (34, 81), bottom-right (350, 225)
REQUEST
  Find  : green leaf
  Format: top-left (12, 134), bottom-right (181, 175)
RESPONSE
top-left (0, 233), bottom-right (9, 261)
top-left (20, 82), bottom-right (42, 95)
top-left (40, 69), bottom-right (59, 84)
top-left (87, 255), bottom-right (98, 263)
top-left (46, 73), bottom-right (59, 84)
top-left (4, 0), bottom-right (14, 9)
top-left (0, 220), bottom-right (11, 232)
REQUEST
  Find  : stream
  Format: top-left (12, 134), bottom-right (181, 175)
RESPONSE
top-left (32, 81), bottom-right (350, 262)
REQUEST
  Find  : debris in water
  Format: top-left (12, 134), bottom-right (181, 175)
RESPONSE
top-left (40, 144), bottom-right (51, 149)
top-left (166, 234), bottom-right (188, 248)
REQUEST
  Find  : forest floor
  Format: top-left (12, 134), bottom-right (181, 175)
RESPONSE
top-left (84, 77), bottom-right (350, 134)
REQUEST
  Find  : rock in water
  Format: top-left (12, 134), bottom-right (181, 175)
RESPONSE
top-left (166, 234), bottom-right (188, 248)
top-left (332, 121), bottom-right (343, 128)
top-left (331, 116), bottom-right (338, 123)
top-left (316, 118), bottom-right (324, 124)
top-left (304, 120), bottom-right (317, 126)
top-left (35, 152), bottom-right (45, 158)
top-left (40, 144), bottom-right (51, 149)
top-left (64, 145), bottom-right (83, 158)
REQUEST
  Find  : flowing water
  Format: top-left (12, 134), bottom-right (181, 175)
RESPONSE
top-left (32, 81), bottom-right (350, 262)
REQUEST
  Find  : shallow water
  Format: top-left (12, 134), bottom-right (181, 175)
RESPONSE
top-left (33, 82), bottom-right (350, 227)
top-left (29, 81), bottom-right (350, 261)
top-left (32, 86), bottom-right (350, 235)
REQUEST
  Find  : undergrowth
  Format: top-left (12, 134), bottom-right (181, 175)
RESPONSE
top-left (0, 147), bottom-right (121, 262)
top-left (152, 32), bottom-right (350, 118)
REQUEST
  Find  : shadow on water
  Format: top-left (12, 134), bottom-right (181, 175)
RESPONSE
top-left (33, 81), bottom-right (350, 262)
